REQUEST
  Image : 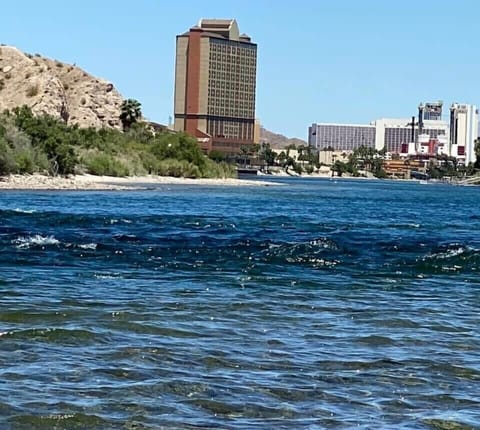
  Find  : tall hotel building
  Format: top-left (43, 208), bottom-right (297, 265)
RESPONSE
top-left (174, 19), bottom-right (257, 154)
top-left (450, 103), bottom-right (479, 165)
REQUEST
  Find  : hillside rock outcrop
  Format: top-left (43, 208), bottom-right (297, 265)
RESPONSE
top-left (0, 45), bottom-right (124, 129)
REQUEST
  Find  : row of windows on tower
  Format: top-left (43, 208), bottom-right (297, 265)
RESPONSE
top-left (209, 81), bottom-right (255, 92)
top-left (209, 53), bottom-right (256, 66)
top-left (208, 73), bottom-right (255, 84)
top-left (207, 101), bottom-right (254, 112)
top-left (210, 42), bottom-right (256, 57)
top-left (208, 120), bottom-right (253, 140)
top-left (208, 89), bottom-right (254, 101)
top-left (210, 63), bottom-right (256, 74)
top-left (208, 107), bottom-right (255, 119)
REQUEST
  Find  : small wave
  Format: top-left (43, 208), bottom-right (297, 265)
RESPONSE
top-left (12, 234), bottom-right (60, 249)
top-left (417, 244), bottom-right (480, 273)
top-left (262, 237), bottom-right (340, 268)
top-left (10, 413), bottom-right (109, 428)
top-left (0, 327), bottom-right (99, 344)
top-left (426, 245), bottom-right (469, 260)
top-left (78, 243), bottom-right (97, 250)
top-left (109, 218), bottom-right (132, 224)
top-left (94, 273), bottom-right (123, 279)
top-left (13, 208), bottom-right (36, 214)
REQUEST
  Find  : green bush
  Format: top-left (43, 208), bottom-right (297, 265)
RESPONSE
top-left (83, 153), bottom-right (129, 177)
top-left (208, 150), bottom-right (226, 162)
top-left (14, 151), bottom-right (36, 174)
top-left (0, 138), bottom-right (16, 175)
top-left (154, 158), bottom-right (196, 178)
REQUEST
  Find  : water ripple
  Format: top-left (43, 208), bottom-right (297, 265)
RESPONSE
top-left (1, 180), bottom-right (480, 428)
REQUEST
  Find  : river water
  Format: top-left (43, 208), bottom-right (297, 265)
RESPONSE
top-left (0, 178), bottom-right (479, 429)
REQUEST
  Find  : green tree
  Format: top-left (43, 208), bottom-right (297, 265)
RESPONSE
top-left (208, 150), bottom-right (226, 162)
top-left (259, 142), bottom-right (275, 171)
top-left (277, 151), bottom-right (286, 167)
top-left (331, 160), bottom-right (348, 177)
top-left (120, 99), bottom-right (142, 131)
top-left (474, 138), bottom-right (480, 169)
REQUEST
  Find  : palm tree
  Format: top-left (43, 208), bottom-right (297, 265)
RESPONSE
top-left (120, 99), bottom-right (142, 131)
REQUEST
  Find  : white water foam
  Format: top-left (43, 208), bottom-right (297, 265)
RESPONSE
top-left (13, 208), bottom-right (36, 214)
top-left (78, 243), bottom-right (98, 250)
top-left (13, 234), bottom-right (60, 249)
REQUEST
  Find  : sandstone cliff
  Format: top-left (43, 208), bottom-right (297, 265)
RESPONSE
top-left (0, 45), bottom-right (124, 129)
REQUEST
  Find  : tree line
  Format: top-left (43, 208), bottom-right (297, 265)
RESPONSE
top-left (0, 103), bottom-right (234, 178)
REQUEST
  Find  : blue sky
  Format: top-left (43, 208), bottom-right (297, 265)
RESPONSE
top-left (1, 0), bottom-right (479, 139)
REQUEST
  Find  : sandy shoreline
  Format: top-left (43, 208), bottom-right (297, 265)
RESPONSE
top-left (0, 174), bottom-right (280, 191)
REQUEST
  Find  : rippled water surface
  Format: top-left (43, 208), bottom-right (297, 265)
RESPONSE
top-left (1, 178), bottom-right (479, 429)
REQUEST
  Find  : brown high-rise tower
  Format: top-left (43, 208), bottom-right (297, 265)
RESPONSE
top-left (174, 19), bottom-right (257, 154)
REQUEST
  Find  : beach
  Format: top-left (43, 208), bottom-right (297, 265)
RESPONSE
top-left (0, 174), bottom-right (279, 190)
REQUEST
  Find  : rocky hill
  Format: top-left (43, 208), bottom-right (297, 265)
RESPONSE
top-left (259, 126), bottom-right (307, 149)
top-left (0, 45), bottom-right (124, 129)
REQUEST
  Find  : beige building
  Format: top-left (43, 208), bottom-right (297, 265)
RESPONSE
top-left (174, 19), bottom-right (257, 154)
top-left (450, 103), bottom-right (479, 165)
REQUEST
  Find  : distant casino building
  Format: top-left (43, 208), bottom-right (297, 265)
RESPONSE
top-left (450, 103), bottom-right (479, 165)
top-left (308, 123), bottom-right (376, 150)
top-left (308, 100), bottom-right (462, 159)
top-left (419, 101), bottom-right (443, 122)
top-left (174, 19), bottom-right (257, 154)
top-left (374, 116), bottom-right (448, 154)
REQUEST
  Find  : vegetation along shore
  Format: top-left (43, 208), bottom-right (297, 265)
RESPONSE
top-left (0, 104), bottom-right (236, 183)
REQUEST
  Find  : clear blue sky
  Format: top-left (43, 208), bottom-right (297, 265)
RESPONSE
top-left (1, 0), bottom-right (479, 139)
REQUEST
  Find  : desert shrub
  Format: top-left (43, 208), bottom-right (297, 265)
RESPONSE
top-left (4, 72), bottom-right (11, 80)
top-left (63, 82), bottom-right (69, 90)
top-left (14, 150), bottom-right (36, 174)
top-left (116, 152), bottom-right (147, 176)
top-left (33, 150), bottom-right (50, 173)
top-left (154, 158), bottom-right (195, 177)
top-left (200, 160), bottom-right (235, 178)
top-left (0, 80), bottom-right (4, 91)
top-left (0, 138), bottom-right (16, 174)
top-left (55, 61), bottom-right (63, 68)
top-left (82, 153), bottom-right (129, 177)
top-left (26, 84), bottom-right (39, 97)
top-left (80, 97), bottom-right (86, 105)
top-left (25, 71), bottom-right (32, 79)
top-left (42, 139), bottom-right (77, 175)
